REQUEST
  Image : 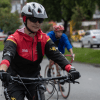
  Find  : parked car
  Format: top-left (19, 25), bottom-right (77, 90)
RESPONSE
top-left (81, 29), bottom-right (100, 48)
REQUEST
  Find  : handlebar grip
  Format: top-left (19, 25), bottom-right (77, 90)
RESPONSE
top-left (59, 79), bottom-right (65, 84)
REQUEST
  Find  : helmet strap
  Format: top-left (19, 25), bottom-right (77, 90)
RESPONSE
top-left (24, 17), bottom-right (35, 34)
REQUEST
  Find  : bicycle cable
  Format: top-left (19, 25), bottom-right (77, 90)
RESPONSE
top-left (46, 81), bottom-right (59, 100)
top-left (12, 77), bottom-right (58, 100)
top-left (17, 75), bottom-right (33, 98)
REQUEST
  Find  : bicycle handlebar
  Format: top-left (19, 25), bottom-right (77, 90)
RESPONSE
top-left (0, 74), bottom-right (79, 100)
top-left (11, 75), bottom-right (68, 81)
top-left (10, 74), bottom-right (79, 84)
top-left (65, 54), bottom-right (74, 63)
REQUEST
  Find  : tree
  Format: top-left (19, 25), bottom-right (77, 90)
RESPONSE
top-left (0, 0), bottom-right (21, 33)
top-left (0, 0), bottom-right (11, 13)
top-left (71, 3), bottom-right (89, 30)
top-left (71, 1), bottom-right (96, 30)
top-left (95, 0), bottom-right (100, 10)
top-left (27, 0), bottom-right (97, 34)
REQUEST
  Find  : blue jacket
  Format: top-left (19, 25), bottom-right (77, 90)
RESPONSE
top-left (47, 31), bottom-right (72, 54)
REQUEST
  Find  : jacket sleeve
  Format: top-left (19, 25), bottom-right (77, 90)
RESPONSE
top-left (63, 34), bottom-right (72, 51)
top-left (2, 37), bottom-right (17, 63)
top-left (45, 39), bottom-right (70, 70)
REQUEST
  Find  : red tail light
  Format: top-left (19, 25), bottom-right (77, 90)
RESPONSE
top-left (92, 36), bottom-right (96, 38)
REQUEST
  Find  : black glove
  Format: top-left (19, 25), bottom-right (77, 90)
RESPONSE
top-left (69, 69), bottom-right (81, 81)
top-left (0, 70), bottom-right (11, 86)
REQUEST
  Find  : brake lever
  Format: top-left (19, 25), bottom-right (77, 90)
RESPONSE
top-left (59, 79), bottom-right (65, 84)
top-left (10, 76), bottom-right (14, 81)
top-left (72, 80), bottom-right (80, 84)
top-left (66, 77), bottom-right (80, 84)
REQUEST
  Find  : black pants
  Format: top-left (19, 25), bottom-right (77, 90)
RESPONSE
top-left (4, 82), bottom-right (45, 100)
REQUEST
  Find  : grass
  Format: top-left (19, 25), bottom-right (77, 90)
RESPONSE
top-left (65, 47), bottom-right (100, 65)
top-left (0, 41), bottom-right (4, 51)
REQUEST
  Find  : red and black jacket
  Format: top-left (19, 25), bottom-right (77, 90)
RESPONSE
top-left (1, 28), bottom-right (70, 77)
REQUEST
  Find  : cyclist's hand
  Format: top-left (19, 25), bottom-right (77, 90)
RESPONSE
top-left (0, 70), bottom-right (11, 86)
top-left (69, 69), bottom-right (81, 81)
top-left (71, 54), bottom-right (75, 60)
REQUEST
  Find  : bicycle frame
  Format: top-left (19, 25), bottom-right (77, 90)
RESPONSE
top-left (3, 84), bottom-right (44, 100)
top-left (4, 87), bottom-right (11, 100)
top-left (37, 89), bottom-right (41, 100)
top-left (37, 86), bottom-right (44, 100)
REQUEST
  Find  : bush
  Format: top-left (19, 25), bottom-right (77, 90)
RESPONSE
top-left (0, 0), bottom-right (22, 33)
top-left (0, 11), bottom-right (22, 33)
top-left (41, 22), bottom-right (53, 33)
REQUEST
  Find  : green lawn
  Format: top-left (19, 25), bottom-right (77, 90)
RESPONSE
top-left (0, 41), bottom-right (4, 51)
top-left (65, 47), bottom-right (100, 65)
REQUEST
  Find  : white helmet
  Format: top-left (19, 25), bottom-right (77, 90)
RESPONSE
top-left (21, 2), bottom-right (48, 18)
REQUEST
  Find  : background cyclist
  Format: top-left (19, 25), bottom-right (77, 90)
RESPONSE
top-left (0, 2), bottom-right (80, 100)
top-left (47, 25), bottom-right (75, 77)
top-left (3, 31), bottom-right (13, 44)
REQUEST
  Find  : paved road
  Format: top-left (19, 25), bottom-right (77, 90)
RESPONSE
top-left (0, 52), bottom-right (100, 100)
top-left (40, 59), bottom-right (100, 100)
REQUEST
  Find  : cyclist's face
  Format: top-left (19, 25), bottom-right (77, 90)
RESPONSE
top-left (27, 19), bottom-right (41, 32)
top-left (55, 30), bottom-right (63, 38)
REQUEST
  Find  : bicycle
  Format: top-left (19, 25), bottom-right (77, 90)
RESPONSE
top-left (44, 54), bottom-right (74, 99)
top-left (1, 74), bottom-right (79, 100)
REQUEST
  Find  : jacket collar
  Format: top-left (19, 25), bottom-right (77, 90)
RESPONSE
top-left (17, 27), bottom-right (43, 42)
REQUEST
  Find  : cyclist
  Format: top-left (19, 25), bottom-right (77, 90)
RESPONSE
top-left (0, 2), bottom-right (80, 100)
top-left (47, 25), bottom-right (75, 77)
top-left (4, 31), bottom-right (13, 44)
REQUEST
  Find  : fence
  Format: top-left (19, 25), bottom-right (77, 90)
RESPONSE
top-left (0, 32), bottom-right (7, 41)
top-left (0, 36), bottom-right (7, 41)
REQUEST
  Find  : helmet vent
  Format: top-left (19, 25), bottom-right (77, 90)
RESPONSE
top-left (40, 5), bottom-right (43, 9)
top-left (28, 7), bottom-right (31, 12)
top-left (38, 8), bottom-right (42, 13)
top-left (33, 4), bottom-right (36, 8)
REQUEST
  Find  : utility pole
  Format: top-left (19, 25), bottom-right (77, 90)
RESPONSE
top-left (22, 0), bottom-right (25, 7)
top-left (21, 0), bottom-right (27, 10)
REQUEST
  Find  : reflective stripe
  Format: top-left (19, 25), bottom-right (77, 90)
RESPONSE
top-left (47, 38), bottom-right (51, 42)
top-left (7, 39), bottom-right (17, 45)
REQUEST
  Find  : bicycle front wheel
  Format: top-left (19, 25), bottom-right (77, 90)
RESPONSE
top-left (59, 70), bottom-right (70, 99)
top-left (44, 65), bottom-right (54, 94)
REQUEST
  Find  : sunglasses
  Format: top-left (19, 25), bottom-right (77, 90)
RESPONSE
top-left (28, 17), bottom-right (44, 23)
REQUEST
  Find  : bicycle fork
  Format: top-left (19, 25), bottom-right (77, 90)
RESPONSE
top-left (37, 87), bottom-right (41, 100)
